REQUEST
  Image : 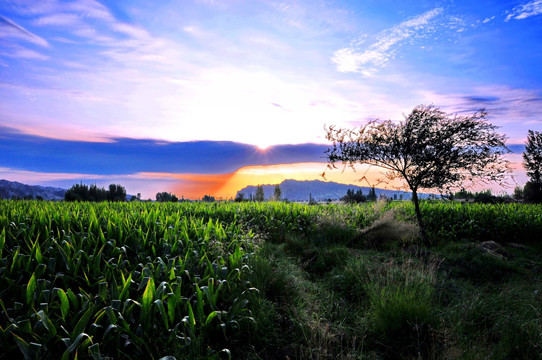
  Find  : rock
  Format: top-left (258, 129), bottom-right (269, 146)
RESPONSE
top-left (476, 241), bottom-right (509, 260)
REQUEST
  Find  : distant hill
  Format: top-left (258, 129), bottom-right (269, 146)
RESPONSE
top-left (236, 179), bottom-right (436, 202)
top-left (0, 179), bottom-right (66, 200)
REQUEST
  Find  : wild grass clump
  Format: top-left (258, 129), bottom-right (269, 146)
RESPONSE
top-left (438, 242), bottom-right (520, 284)
top-left (329, 252), bottom-right (384, 302)
top-left (445, 282), bottom-right (542, 359)
top-left (358, 210), bottom-right (421, 249)
top-left (364, 257), bottom-right (440, 358)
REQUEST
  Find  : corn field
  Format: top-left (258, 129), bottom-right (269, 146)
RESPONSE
top-left (0, 200), bottom-right (541, 359)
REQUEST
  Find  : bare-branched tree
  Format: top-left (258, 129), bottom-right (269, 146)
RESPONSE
top-left (325, 104), bottom-right (510, 243)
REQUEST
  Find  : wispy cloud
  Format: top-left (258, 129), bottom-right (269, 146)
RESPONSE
top-left (419, 85), bottom-right (542, 142)
top-left (332, 8), bottom-right (443, 76)
top-left (0, 15), bottom-right (49, 47)
top-left (482, 16), bottom-right (495, 23)
top-left (34, 13), bottom-right (81, 26)
top-left (0, 45), bottom-right (49, 60)
top-left (506, 0), bottom-right (542, 21)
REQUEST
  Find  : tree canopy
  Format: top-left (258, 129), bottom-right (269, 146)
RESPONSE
top-left (65, 183), bottom-right (126, 202)
top-left (325, 104), bottom-right (510, 242)
top-left (523, 130), bottom-right (542, 203)
top-left (156, 192), bottom-right (179, 202)
top-left (255, 185), bottom-right (265, 202)
top-left (273, 184), bottom-right (282, 201)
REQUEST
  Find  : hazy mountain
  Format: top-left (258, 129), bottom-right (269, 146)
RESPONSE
top-left (236, 179), bottom-right (436, 202)
top-left (0, 179), bottom-right (66, 200)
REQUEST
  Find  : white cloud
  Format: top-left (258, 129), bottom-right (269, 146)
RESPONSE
top-left (66, 0), bottom-right (114, 21)
top-left (506, 0), bottom-right (542, 21)
top-left (34, 13), bottom-right (81, 26)
top-left (482, 16), bottom-right (495, 23)
top-left (332, 8), bottom-right (443, 76)
top-left (0, 46), bottom-right (50, 60)
top-left (0, 15), bottom-right (49, 47)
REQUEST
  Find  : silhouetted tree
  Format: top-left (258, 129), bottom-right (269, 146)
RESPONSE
top-left (273, 184), bottom-right (282, 201)
top-left (234, 193), bottom-right (245, 202)
top-left (89, 184), bottom-right (107, 202)
top-left (325, 104), bottom-right (509, 243)
top-left (202, 194), bottom-right (215, 202)
top-left (367, 186), bottom-right (377, 202)
top-left (341, 189), bottom-right (366, 203)
top-left (513, 186), bottom-right (524, 201)
top-left (255, 185), bottom-right (265, 202)
top-left (156, 192), bottom-right (178, 202)
top-left (523, 130), bottom-right (542, 203)
top-left (108, 184), bottom-right (126, 202)
top-left (65, 183), bottom-right (89, 201)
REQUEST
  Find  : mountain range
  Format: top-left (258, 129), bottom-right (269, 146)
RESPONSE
top-left (1, 178), bottom-right (435, 202)
top-left (0, 179), bottom-right (66, 200)
top-left (235, 179), bottom-right (435, 202)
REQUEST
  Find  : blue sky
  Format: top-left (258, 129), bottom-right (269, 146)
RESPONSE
top-left (1, 0), bottom-right (541, 198)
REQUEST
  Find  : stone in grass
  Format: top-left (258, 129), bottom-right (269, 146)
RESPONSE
top-left (476, 241), bottom-right (509, 261)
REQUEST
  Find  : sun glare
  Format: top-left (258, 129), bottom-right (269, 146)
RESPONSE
top-left (256, 143), bottom-right (270, 151)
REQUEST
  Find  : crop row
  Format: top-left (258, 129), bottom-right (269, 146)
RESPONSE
top-left (0, 201), bottom-right (260, 359)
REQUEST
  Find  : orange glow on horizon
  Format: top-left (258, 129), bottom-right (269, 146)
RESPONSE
top-left (213, 162), bottom-right (407, 198)
top-left (161, 156), bottom-right (527, 199)
top-left (142, 163), bottom-right (401, 199)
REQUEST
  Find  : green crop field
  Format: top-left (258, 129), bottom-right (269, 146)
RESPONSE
top-left (1, 200), bottom-right (541, 359)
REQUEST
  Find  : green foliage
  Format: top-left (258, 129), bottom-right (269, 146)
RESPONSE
top-left (1, 199), bottom-right (541, 359)
top-left (201, 194), bottom-right (215, 202)
top-left (65, 183), bottom-right (126, 202)
top-left (273, 184), bottom-right (282, 201)
top-left (367, 186), bottom-right (377, 202)
top-left (254, 185), bottom-right (265, 202)
top-left (341, 189), bottom-right (366, 203)
top-left (523, 130), bottom-right (542, 184)
top-left (0, 201), bottom-right (257, 359)
top-left (524, 181), bottom-right (542, 203)
top-left (156, 192), bottom-right (178, 202)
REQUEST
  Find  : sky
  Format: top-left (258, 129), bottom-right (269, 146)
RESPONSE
top-left (1, 0), bottom-right (541, 199)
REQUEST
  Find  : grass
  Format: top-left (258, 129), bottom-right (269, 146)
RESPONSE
top-left (1, 200), bottom-right (541, 359)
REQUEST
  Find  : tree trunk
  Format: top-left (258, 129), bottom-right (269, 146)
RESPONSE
top-left (411, 190), bottom-right (429, 245)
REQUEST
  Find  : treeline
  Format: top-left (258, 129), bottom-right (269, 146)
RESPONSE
top-left (234, 184), bottom-right (282, 202)
top-left (65, 183), bottom-right (127, 202)
top-left (341, 187), bottom-right (378, 203)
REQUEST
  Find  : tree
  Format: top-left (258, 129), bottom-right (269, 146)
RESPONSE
top-left (202, 194), bottom-right (215, 202)
top-left (513, 186), bottom-right (524, 201)
top-left (273, 184), bottom-right (282, 201)
top-left (325, 104), bottom-right (509, 243)
top-left (367, 186), bottom-right (377, 202)
top-left (89, 184), bottom-right (107, 202)
top-left (341, 189), bottom-right (366, 203)
top-left (254, 185), bottom-right (265, 202)
top-left (523, 130), bottom-right (542, 203)
top-left (65, 183), bottom-right (89, 201)
top-left (156, 192), bottom-right (178, 202)
top-left (108, 184), bottom-right (126, 202)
